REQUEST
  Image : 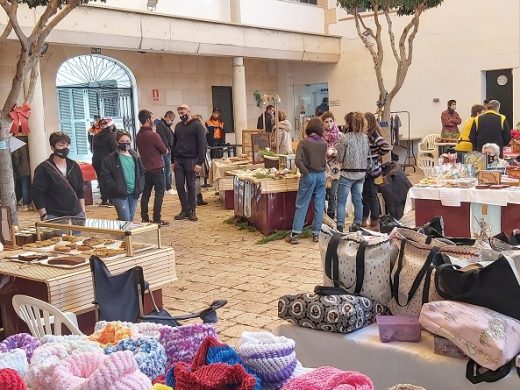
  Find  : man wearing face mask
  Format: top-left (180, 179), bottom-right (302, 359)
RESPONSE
top-left (172, 104), bottom-right (208, 221)
top-left (31, 132), bottom-right (86, 220)
top-left (441, 99), bottom-right (462, 140)
top-left (155, 111), bottom-right (176, 195)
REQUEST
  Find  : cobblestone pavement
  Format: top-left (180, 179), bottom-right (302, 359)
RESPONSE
top-left (18, 171), bottom-right (419, 345)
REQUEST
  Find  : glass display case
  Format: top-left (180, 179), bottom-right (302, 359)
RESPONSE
top-left (35, 217), bottom-right (161, 256)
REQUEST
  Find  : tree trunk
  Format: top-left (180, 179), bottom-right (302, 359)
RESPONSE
top-left (0, 116), bottom-right (18, 225)
top-left (380, 98), bottom-right (393, 163)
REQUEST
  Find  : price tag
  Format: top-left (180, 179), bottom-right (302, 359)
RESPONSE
top-left (0, 140), bottom-right (7, 150)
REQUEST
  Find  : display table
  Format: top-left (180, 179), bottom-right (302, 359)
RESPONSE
top-left (0, 247), bottom-right (176, 336)
top-left (233, 176), bottom-right (313, 235)
top-left (78, 162), bottom-right (97, 206)
top-left (404, 186), bottom-right (520, 236)
top-left (274, 323), bottom-right (518, 389)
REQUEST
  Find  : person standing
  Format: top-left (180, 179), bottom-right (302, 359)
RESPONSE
top-left (155, 111), bottom-right (176, 195)
top-left (362, 112), bottom-right (391, 231)
top-left (455, 104), bottom-right (485, 154)
top-left (135, 109), bottom-right (169, 226)
top-left (205, 108), bottom-right (225, 159)
top-left (322, 111), bottom-right (342, 220)
top-left (286, 118), bottom-right (327, 244)
top-left (315, 97), bottom-right (329, 116)
top-left (100, 131), bottom-right (145, 221)
top-left (31, 132), bottom-right (85, 220)
top-left (11, 134), bottom-right (31, 211)
top-left (173, 104), bottom-right (208, 221)
top-left (257, 105), bottom-right (274, 133)
top-left (88, 115), bottom-right (101, 153)
top-left (336, 112), bottom-right (370, 232)
top-left (440, 99), bottom-right (462, 140)
top-left (92, 118), bottom-right (118, 206)
top-left (469, 100), bottom-right (511, 158)
top-left (272, 110), bottom-right (293, 154)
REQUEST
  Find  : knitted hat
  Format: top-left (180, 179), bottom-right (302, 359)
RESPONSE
top-left (0, 368), bottom-right (26, 390)
top-left (388, 385), bottom-right (427, 390)
top-left (159, 323), bottom-right (217, 365)
top-left (51, 350), bottom-right (151, 390)
top-left (0, 349), bottom-right (29, 378)
top-left (89, 321), bottom-right (135, 347)
top-left (281, 366), bottom-right (374, 390)
top-left (152, 384), bottom-right (173, 390)
top-left (25, 339), bottom-right (103, 389)
top-left (0, 334), bottom-right (40, 362)
top-left (237, 332), bottom-right (298, 389)
top-left (104, 337), bottom-right (167, 380)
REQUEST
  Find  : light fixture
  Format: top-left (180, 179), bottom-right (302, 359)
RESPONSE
top-left (147, 0), bottom-right (158, 11)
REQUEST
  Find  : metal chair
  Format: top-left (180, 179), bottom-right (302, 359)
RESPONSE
top-left (89, 256), bottom-right (227, 325)
top-left (418, 134), bottom-right (440, 160)
top-left (12, 295), bottom-right (82, 337)
top-left (417, 156), bottom-right (437, 178)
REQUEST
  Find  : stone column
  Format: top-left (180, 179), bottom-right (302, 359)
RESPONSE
top-left (230, 0), bottom-right (241, 24)
top-left (232, 57), bottom-right (247, 154)
top-left (25, 62), bottom-right (50, 176)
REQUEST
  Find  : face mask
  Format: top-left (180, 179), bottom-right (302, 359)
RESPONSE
top-left (180, 114), bottom-right (189, 123)
top-left (54, 148), bottom-right (70, 159)
top-left (118, 143), bottom-right (130, 151)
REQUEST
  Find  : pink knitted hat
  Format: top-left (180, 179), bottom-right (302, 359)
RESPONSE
top-left (281, 366), bottom-right (374, 390)
top-left (51, 351), bottom-right (151, 389)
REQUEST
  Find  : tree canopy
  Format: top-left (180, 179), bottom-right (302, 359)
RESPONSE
top-left (337, 0), bottom-right (443, 15)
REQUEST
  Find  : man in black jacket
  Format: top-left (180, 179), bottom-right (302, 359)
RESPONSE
top-left (31, 132), bottom-right (85, 220)
top-left (469, 100), bottom-right (511, 158)
top-left (257, 105), bottom-right (274, 133)
top-left (92, 119), bottom-right (118, 206)
top-left (173, 104), bottom-right (207, 221)
top-left (156, 111), bottom-right (176, 194)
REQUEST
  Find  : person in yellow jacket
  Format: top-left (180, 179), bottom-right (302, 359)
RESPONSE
top-left (455, 104), bottom-right (485, 153)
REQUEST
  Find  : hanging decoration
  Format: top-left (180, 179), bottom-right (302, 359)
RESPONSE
top-left (9, 103), bottom-right (31, 134)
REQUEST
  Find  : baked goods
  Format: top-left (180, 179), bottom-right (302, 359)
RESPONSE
top-left (91, 248), bottom-right (126, 258)
top-left (54, 245), bottom-right (72, 253)
top-left (49, 237), bottom-right (62, 243)
top-left (62, 234), bottom-right (82, 243)
top-left (65, 243), bottom-right (78, 250)
top-left (77, 245), bottom-right (93, 251)
top-left (119, 242), bottom-right (147, 250)
top-left (104, 239), bottom-right (116, 245)
top-left (82, 238), bottom-right (105, 247)
top-left (47, 257), bottom-right (86, 266)
top-left (18, 254), bottom-right (48, 262)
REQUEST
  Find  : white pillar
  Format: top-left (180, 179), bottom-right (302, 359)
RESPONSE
top-left (25, 62), bottom-right (50, 176)
top-left (230, 0), bottom-right (241, 24)
top-left (232, 57), bottom-right (247, 154)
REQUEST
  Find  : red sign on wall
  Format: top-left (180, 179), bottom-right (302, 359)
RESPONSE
top-left (152, 89), bottom-right (160, 102)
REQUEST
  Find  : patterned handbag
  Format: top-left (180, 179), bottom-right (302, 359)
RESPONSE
top-left (278, 286), bottom-right (387, 334)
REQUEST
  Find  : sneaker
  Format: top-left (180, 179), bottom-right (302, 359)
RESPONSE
top-left (188, 211), bottom-right (198, 221)
top-left (99, 200), bottom-right (110, 207)
top-left (285, 234), bottom-right (299, 244)
top-left (174, 211), bottom-right (189, 220)
top-left (106, 202), bottom-right (115, 208)
top-left (154, 220), bottom-right (170, 227)
top-left (196, 194), bottom-right (208, 206)
top-left (166, 189), bottom-right (177, 195)
top-left (141, 218), bottom-right (150, 223)
top-left (349, 223), bottom-right (361, 232)
top-left (361, 219), bottom-right (368, 228)
top-left (337, 226), bottom-right (344, 233)
top-left (326, 210), bottom-right (335, 219)
top-left (312, 234), bottom-right (319, 243)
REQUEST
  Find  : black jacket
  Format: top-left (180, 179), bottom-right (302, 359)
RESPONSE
top-left (378, 162), bottom-right (412, 220)
top-left (257, 112), bottom-right (273, 133)
top-left (100, 151), bottom-right (145, 199)
top-left (172, 119), bottom-right (207, 165)
top-left (92, 129), bottom-right (118, 169)
top-left (31, 156), bottom-right (85, 216)
top-left (156, 119), bottom-right (175, 150)
top-left (469, 110), bottom-right (511, 157)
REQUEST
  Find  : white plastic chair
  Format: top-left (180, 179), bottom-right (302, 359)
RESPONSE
top-left (12, 295), bottom-right (83, 337)
top-left (418, 134), bottom-right (440, 160)
top-left (417, 156), bottom-right (437, 178)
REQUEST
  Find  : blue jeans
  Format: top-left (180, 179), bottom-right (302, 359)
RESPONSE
top-left (337, 176), bottom-right (365, 227)
top-left (112, 195), bottom-right (138, 221)
top-left (163, 152), bottom-right (172, 190)
top-left (291, 171), bottom-right (326, 235)
top-left (326, 178), bottom-right (339, 214)
top-left (19, 175), bottom-right (31, 205)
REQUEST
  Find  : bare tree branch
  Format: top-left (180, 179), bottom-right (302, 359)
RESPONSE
top-left (384, 8), bottom-right (400, 64)
top-left (358, 12), bottom-right (376, 40)
top-left (24, 60), bottom-right (39, 103)
top-left (40, 0), bottom-right (78, 40)
top-left (372, 1), bottom-right (384, 69)
top-left (0, 20), bottom-right (13, 46)
top-left (0, 0), bottom-right (27, 51)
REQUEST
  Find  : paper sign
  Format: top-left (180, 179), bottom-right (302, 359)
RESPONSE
top-left (152, 89), bottom-right (160, 102)
top-left (9, 136), bottom-right (26, 153)
top-left (439, 189), bottom-right (461, 207)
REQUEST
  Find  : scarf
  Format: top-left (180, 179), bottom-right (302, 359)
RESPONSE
top-left (323, 125), bottom-right (339, 147)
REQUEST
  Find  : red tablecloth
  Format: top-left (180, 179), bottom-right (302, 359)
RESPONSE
top-left (78, 162), bottom-right (97, 181)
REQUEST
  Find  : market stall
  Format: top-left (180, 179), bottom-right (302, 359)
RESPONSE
top-left (0, 218), bottom-right (176, 336)
top-left (232, 169), bottom-right (313, 235)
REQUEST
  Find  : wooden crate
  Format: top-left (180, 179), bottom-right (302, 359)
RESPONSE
top-left (242, 129), bottom-right (263, 157)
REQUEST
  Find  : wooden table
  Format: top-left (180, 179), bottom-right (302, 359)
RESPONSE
top-left (0, 247), bottom-right (176, 336)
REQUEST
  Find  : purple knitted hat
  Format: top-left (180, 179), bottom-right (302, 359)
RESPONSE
top-left (159, 323), bottom-right (217, 365)
top-left (0, 334), bottom-right (40, 362)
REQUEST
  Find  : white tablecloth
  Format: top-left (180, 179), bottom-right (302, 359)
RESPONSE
top-left (274, 323), bottom-right (518, 389)
top-left (404, 186), bottom-right (520, 215)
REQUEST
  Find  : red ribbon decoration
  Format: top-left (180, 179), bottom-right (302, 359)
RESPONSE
top-left (9, 103), bottom-right (31, 134)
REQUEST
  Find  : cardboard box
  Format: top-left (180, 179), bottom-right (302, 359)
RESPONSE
top-left (478, 170), bottom-right (501, 185)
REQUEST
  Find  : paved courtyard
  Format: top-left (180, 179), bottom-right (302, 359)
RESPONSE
top-left (17, 171), bottom-right (419, 345)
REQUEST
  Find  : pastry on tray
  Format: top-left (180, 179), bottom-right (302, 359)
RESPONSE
top-left (77, 245), bottom-right (93, 251)
top-left (82, 238), bottom-right (105, 247)
top-left (18, 254), bottom-right (48, 262)
top-left (47, 257), bottom-right (86, 266)
top-left (62, 234), bottom-right (82, 243)
top-left (91, 248), bottom-right (126, 258)
top-left (49, 237), bottom-right (62, 243)
top-left (66, 243), bottom-right (78, 250)
top-left (54, 245), bottom-right (72, 252)
top-left (119, 242), bottom-right (147, 250)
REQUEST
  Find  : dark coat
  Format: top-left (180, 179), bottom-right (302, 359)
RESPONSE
top-left (92, 128), bottom-right (117, 170)
top-left (100, 151), bottom-right (145, 199)
top-left (469, 110), bottom-right (511, 157)
top-left (378, 162), bottom-right (412, 220)
top-left (156, 119), bottom-right (175, 150)
top-left (257, 112), bottom-right (273, 133)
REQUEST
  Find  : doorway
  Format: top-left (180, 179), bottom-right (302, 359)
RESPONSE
top-left (56, 55), bottom-right (137, 161)
top-left (211, 86), bottom-right (234, 136)
top-left (485, 69), bottom-right (513, 127)
top-left (293, 83), bottom-right (328, 139)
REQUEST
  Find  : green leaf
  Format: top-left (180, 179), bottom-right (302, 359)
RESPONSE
top-left (20, 0), bottom-right (105, 8)
top-left (337, 0), bottom-right (443, 15)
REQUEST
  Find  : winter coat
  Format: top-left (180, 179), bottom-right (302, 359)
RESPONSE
top-left (378, 162), bottom-right (412, 219)
top-left (273, 120), bottom-right (293, 154)
top-left (100, 150), bottom-right (145, 199)
top-left (92, 128), bottom-right (118, 170)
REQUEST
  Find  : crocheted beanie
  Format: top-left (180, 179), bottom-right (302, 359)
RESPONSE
top-left (25, 338), bottom-right (103, 389)
top-left (0, 368), bottom-right (26, 390)
top-left (281, 366), bottom-right (374, 390)
top-left (388, 385), bottom-right (427, 390)
top-left (237, 332), bottom-right (299, 389)
top-left (159, 323), bottom-right (217, 365)
top-left (0, 334), bottom-right (40, 362)
top-left (51, 350), bottom-right (152, 390)
top-left (89, 321), bottom-right (135, 347)
top-left (175, 362), bottom-right (257, 390)
top-left (0, 349), bottom-right (29, 378)
top-left (104, 337), bottom-right (167, 380)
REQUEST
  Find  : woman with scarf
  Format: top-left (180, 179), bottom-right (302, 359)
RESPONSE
top-left (272, 110), bottom-right (293, 154)
top-left (322, 111), bottom-right (343, 220)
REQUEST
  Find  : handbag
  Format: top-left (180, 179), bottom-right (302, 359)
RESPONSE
top-left (320, 224), bottom-right (398, 304)
top-left (277, 286), bottom-right (387, 334)
top-left (387, 228), bottom-right (481, 315)
top-left (434, 254), bottom-right (520, 321)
